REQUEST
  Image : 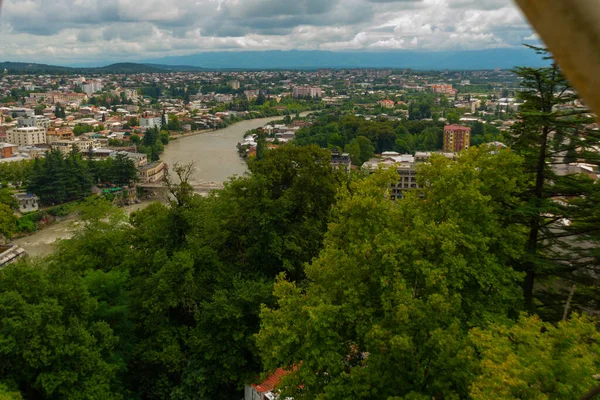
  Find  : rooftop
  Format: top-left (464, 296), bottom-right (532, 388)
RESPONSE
top-left (0, 245), bottom-right (26, 269)
top-left (13, 126), bottom-right (45, 132)
top-left (252, 368), bottom-right (290, 394)
top-left (14, 193), bottom-right (39, 200)
top-left (444, 124), bottom-right (471, 131)
top-left (138, 161), bottom-right (164, 171)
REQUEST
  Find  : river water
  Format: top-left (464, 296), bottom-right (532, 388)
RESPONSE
top-left (162, 115), bottom-right (290, 184)
top-left (13, 115), bottom-right (296, 257)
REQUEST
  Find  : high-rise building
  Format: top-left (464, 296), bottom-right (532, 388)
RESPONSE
top-left (443, 124), bottom-right (471, 153)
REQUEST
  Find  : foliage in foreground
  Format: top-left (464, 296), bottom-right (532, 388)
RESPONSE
top-left (0, 139), bottom-right (599, 398)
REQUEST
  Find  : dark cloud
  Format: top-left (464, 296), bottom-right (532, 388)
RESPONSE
top-left (447, 0), bottom-right (510, 10)
top-left (3, 0), bottom-right (124, 35)
top-left (102, 23), bottom-right (155, 41)
top-left (204, 0), bottom-right (373, 37)
top-left (366, 0), bottom-right (423, 3)
top-left (0, 0), bottom-right (536, 62)
top-left (226, 0), bottom-right (340, 19)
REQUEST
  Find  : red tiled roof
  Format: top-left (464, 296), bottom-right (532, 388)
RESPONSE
top-left (252, 368), bottom-right (290, 393)
top-left (444, 124), bottom-right (471, 131)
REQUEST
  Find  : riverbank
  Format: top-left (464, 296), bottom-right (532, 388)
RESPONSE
top-left (169, 129), bottom-right (212, 140)
top-left (13, 112), bottom-right (316, 258)
top-left (167, 111), bottom-right (316, 142)
top-left (161, 113), bottom-right (314, 184)
top-left (12, 198), bottom-right (163, 258)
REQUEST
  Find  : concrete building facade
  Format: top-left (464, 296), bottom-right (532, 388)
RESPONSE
top-left (7, 127), bottom-right (47, 146)
top-left (293, 86), bottom-right (323, 99)
top-left (443, 124), bottom-right (471, 153)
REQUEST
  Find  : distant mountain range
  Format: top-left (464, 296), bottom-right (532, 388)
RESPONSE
top-left (0, 62), bottom-right (209, 75)
top-left (1, 49), bottom-right (549, 74)
top-left (141, 49), bottom-right (549, 70)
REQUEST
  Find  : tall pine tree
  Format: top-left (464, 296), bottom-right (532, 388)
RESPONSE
top-left (508, 46), bottom-right (600, 317)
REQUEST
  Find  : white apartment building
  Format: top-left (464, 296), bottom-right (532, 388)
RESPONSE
top-left (139, 115), bottom-right (166, 130)
top-left (18, 116), bottom-right (51, 129)
top-left (7, 127), bottom-right (47, 146)
top-left (293, 86), bottom-right (323, 99)
top-left (82, 79), bottom-right (104, 95)
top-left (124, 89), bottom-right (139, 101)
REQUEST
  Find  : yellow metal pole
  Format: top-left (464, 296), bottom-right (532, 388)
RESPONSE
top-left (515, 0), bottom-right (600, 116)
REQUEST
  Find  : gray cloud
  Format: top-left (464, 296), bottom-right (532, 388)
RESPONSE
top-left (0, 0), bottom-right (539, 63)
top-left (447, 0), bottom-right (510, 10)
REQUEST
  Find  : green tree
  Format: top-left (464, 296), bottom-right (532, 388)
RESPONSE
top-left (507, 46), bottom-right (600, 316)
top-left (416, 126), bottom-right (442, 151)
top-left (256, 133), bottom-right (266, 160)
top-left (167, 115), bottom-right (182, 131)
top-left (0, 383), bottom-right (22, 399)
top-left (0, 204), bottom-right (17, 239)
top-left (129, 135), bottom-right (141, 145)
top-left (0, 189), bottom-right (17, 210)
top-left (257, 148), bottom-right (527, 399)
top-left (110, 153), bottom-right (137, 186)
top-left (159, 131), bottom-right (169, 145)
top-left (0, 262), bottom-right (123, 399)
top-left (446, 110), bottom-right (460, 124)
top-left (27, 149), bottom-right (92, 205)
top-left (54, 104), bottom-right (66, 119)
top-left (255, 92), bottom-right (266, 106)
top-left (346, 136), bottom-right (374, 166)
top-left (470, 314), bottom-right (600, 400)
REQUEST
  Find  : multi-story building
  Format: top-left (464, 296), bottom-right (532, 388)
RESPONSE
top-left (230, 80), bottom-right (241, 90)
top-left (443, 124), bottom-right (471, 153)
top-left (7, 127), bottom-right (47, 146)
top-left (82, 79), bottom-right (103, 95)
top-left (53, 92), bottom-right (88, 106)
top-left (215, 94), bottom-right (234, 103)
top-left (7, 108), bottom-right (35, 118)
top-left (52, 139), bottom-right (96, 154)
top-left (330, 151), bottom-right (352, 173)
top-left (378, 100), bottom-right (396, 109)
top-left (363, 152), bottom-right (419, 200)
top-left (244, 90), bottom-right (259, 99)
top-left (139, 115), bottom-right (167, 130)
top-left (46, 128), bottom-right (75, 144)
top-left (138, 161), bottom-right (166, 183)
top-left (120, 151), bottom-right (148, 167)
top-left (123, 89), bottom-right (139, 101)
top-left (26, 92), bottom-right (51, 105)
top-left (293, 86), bottom-right (323, 99)
top-left (429, 83), bottom-right (457, 96)
top-left (13, 193), bottom-right (39, 213)
top-left (18, 116), bottom-right (50, 129)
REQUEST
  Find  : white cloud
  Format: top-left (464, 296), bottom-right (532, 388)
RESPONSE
top-left (523, 33), bottom-right (539, 41)
top-left (0, 0), bottom-right (537, 63)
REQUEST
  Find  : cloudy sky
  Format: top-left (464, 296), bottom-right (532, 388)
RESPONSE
top-left (0, 0), bottom-right (540, 64)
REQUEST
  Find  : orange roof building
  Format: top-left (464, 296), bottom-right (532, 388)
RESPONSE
top-left (245, 368), bottom-right (290, 400)
top-left (443, 124), bottom-right (471, 153)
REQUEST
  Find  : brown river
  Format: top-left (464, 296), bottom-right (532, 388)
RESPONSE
top-left (14, 115), bottom-right (308, 257)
